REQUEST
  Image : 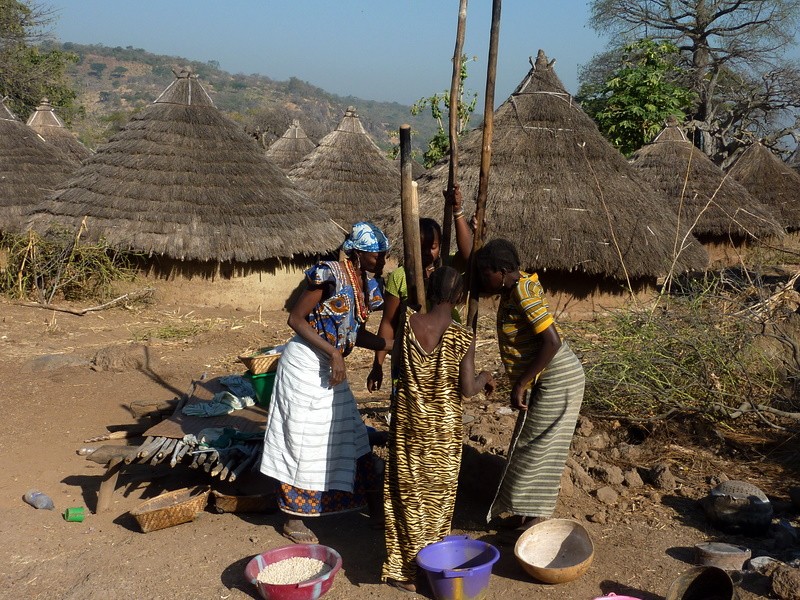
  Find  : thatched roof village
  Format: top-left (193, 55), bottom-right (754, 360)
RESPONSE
top-left (405, 50), bottom-right (708, 284)
top-left (728, 142), bottom-right (800, 233)
top-left (0, 98), bottom-right (79, 235)
top-left (26, 98), bottom-right (94, 163)
top-left (265, 119), bottom-right (317, 172)
top-left (630, 124), bottom-right (783, 245)
top-left (288, 106), bottom-right (400, 231)
top-left (28, 70), bottom-right (343, 263)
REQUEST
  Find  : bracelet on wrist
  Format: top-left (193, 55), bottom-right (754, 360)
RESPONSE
top-left (452, 209), bottom-right (464, 216)
top-left (455, 213), bottom-right (466, 220)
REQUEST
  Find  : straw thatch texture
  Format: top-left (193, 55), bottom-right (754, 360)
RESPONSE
top-left (630, 125), bottom-right (782, 241)
top-left (728, 142), bottom-right (800, 232)
top-left (288, 106), bottom-right (400, 231)
top-left (26, 98), bottom-right (93, 163)
top-left (265, 119), bottom-right (317, 172)
top-left (389, 50), bottom-right (708, 280)
top-left (0, 100), bottom-right (78, 234)
top-left (29, 71), bottom-right (343, 261)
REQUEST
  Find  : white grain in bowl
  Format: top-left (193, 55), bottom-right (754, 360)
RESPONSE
top-left (256, 557), bottom-right (330, 585)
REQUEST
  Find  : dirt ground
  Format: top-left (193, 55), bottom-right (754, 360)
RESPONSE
top-left (0, 295), bottom-right (797, 600)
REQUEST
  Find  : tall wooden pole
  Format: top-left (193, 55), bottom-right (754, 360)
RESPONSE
top-left (466, 0), bottom-right (501, 331)
top-left (399, 124), bottom-right (426, 313)
top-left (442, 0), bottom-right (468, 260)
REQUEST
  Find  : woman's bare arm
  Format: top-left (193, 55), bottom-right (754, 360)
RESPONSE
top-left (510, 324), bottom-right (562, 410)
top-left (459, 339), bottom-right (495, 398)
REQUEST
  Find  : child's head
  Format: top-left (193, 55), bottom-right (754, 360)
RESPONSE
top-left (419, 218), bottom-right (442, 268)
top-left (427, 266), bottom-right (465, 306)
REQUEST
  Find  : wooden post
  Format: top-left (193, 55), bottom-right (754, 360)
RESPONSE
top-left (466, 0), bottom-right (502, 331)
top-left (400, 125), bottom-right (426, 312)
top-left (442, 0), bottom-right (469, 259)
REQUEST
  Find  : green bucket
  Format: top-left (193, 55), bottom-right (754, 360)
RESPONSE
top-left (244, 371), bottom-right (276, 407)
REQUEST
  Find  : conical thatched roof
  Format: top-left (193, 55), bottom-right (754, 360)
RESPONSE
top-left (265, 119), bottom-right (317, 172)
top-left (630, 124), bottom-right (782, 240)
top-left (728, 142), bottom-right (800, 232)
top-left (0, 98), bottom-right (78, 234)
top-left (288, 106), bottom-right (400, 231)
top-left (392, 51), bottom-right (707, 279)
top-left (26, 98), bottom-right (93, 163)
top-left (29, 70), bottom-right (343, 261)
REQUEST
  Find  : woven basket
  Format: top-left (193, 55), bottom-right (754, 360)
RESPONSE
top-left (130, 486), bottom-right (210, 533)
top-left (211, 490), bottom-right (277, 514)
top-left (238, 347), bottom-right (281, 375)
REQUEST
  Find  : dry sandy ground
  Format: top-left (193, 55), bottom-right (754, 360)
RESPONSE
top-left (0, 296), bottom-right (794, 600)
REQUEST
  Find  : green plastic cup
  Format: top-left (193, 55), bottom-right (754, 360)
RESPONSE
top-left (63, 507), bottom-right (85, 522)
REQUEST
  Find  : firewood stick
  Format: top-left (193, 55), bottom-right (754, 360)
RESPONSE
top-left (137, 437), bottom-right (166, 463)
top-left (210, 460), bottom-right (225, 477)
top-left (175, 442), bottom-right (191, 463)
top-left (127, 436), bottom-right (154, 463)
top-left (203, 450), bottom-right (219, 473)
top-left (169, 441), bottom-right (185, 468)
top-left (229, 447), bottom-right (258, 483)
top-left (138, 435), bottom-right (164, 458)
top-left (150, 438), bottom-right (177, 465)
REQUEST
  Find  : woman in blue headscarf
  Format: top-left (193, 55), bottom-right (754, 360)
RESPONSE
top-left (260, 221), bottom-right (392, 544)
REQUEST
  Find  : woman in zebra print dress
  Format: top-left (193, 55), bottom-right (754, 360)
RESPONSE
top-left (382, 266), bottom-right (495, 593)
top-left (475, 239), bottom-right (585, 540)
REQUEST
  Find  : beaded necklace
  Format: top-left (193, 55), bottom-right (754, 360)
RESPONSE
top-left (343, 258), bottom-right (369, 322)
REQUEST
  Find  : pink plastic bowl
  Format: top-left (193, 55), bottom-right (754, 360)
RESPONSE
top-left (593, 595), bottom-right (643, 600)
top-left (244, 544), bottom-right (342, 600)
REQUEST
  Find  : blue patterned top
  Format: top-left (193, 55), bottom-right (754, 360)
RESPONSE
top-left (305, 261), bottom-right (383, 356)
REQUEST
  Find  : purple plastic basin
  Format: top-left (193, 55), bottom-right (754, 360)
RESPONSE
top-left (416, 535), bottom-right (500, 600)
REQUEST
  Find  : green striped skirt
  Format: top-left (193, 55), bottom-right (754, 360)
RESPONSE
top-left (488, 342), bottom-right (585, 521)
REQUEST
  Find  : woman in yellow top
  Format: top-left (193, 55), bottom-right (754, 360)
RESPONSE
top-left (474, 238), bottom-right (585, 540)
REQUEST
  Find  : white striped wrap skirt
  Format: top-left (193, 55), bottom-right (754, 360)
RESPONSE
top-left (259, 335), bottom-right (370, 493)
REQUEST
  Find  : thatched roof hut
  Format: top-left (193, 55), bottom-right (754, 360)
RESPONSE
top-left (393, 51), bottom-right (708, 281)
top-left (29, 70), bottom-right (343, 262)
top-left (288, 106), bottom-right (400, 231)
top-left (265, 119), bottom-right (317, 172)
top-left (728, 142), bottom-right (800, 232)
top-left (0, 99), bottom-right (78, 234)
top-left (26, 98), bottom-right (93, 163)
top-left (630, 124), bottom-right (782, 242)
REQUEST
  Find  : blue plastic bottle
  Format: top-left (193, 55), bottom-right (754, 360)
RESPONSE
top-left (23, 489), bottom-right (55, 510)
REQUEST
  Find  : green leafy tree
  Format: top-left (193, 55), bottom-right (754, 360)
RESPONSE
top-left (0, 0), bottom-right (78, 120)
top-left (579, 39), bottom-right (696, 155)
top-left (411, 55), bottom-right (478, 168)
top-left (586, 0), bottom-right (800, 163)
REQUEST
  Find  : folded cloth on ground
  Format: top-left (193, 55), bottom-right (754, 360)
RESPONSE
top-left (219, 374), bottom-right (256, 400)
top-left (181, 391), bottom-right (255, 417)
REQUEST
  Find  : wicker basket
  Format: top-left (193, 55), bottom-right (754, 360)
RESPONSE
top-left (130, 486), bottom-right (210, 533)
top-left (211, 490), bottom-right (277, 514)
top-left (238, 347), bottom-right (282, 375)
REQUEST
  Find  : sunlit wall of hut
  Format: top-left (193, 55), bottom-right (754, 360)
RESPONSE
top-left (265, 119), bottom-right (317, 172)
top-left (288, 106), bottom-right (400, 232)
top-left (630, 123), bottom-right (783, 267)
top-left (0, 99), bottom-right (79, 235)
top-left (728, 142), bottom-right (800, 235)
top-left (28, 70), bottom-right (343, 310)
top-left (26, 98), bottom-right (94, 163)
top-left (388, 51), bottom-right (708, 318)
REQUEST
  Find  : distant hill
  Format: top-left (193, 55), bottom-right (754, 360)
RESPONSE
top-left (49, 42), bottom-right (448, 156)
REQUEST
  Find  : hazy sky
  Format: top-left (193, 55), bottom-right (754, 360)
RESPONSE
top-left (45, 1), bottom-right (607, 109)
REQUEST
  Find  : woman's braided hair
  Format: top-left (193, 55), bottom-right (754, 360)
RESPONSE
top-left (427, 266), bottom-right (465, 305)
top-left (474, 238), bottom-right (520, 273)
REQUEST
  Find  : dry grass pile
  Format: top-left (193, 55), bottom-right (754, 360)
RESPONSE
top-left (563, 270), bottom-right (799, 428)
top-left (0, 226), bottom-right (136, 303)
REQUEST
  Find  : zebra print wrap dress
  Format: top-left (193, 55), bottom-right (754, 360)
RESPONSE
top-left (382, 310), bottom-right (472, 583)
